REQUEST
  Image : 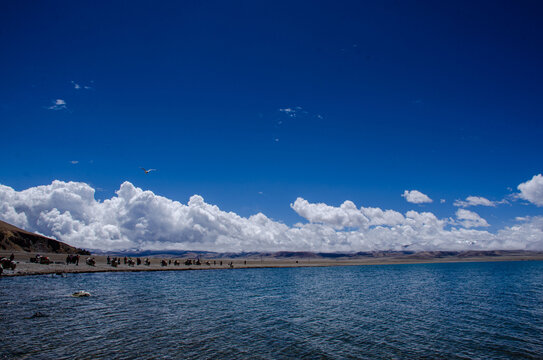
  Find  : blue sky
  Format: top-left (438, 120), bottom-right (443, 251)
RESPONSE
top-left (1, 1), bottom-right (542, 251)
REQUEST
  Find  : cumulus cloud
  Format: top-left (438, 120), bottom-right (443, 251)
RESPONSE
top-left (495, 216), bottom-right (543, 250)
top-left (455, 209), bottom-right (489, 228)
top-left (402, 190), bottom-right (432, 204)
top-left (290, 198), bottom-right (404, 229)
top-left (0, 181), bottom-right (542, 252)
top-left (518, 174), bottom-right (543, 206)
top-left (0, 181), bottom-right (291, 252)
top-left (454, 196), bottom-right (498, 207)
top-left (47, 99), bottom-right (67, 111)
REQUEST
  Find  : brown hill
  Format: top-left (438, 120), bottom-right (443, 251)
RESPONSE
top-left (0, 219), bottom-right (88, 254)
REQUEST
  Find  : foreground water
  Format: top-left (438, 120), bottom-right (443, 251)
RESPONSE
top-left (1, 261), bottom-right (542, 359)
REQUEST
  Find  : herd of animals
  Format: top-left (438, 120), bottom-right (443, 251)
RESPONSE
top-left (106, 256), bottom-right (236, 268)
top-left (0, 253), bottom-right (240, 274)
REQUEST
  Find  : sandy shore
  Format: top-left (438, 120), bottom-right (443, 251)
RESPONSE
top-left (1, 251), bottom-right (543, 277)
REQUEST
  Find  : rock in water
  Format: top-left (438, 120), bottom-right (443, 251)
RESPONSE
top-left (72, 291), bottom-right (91, 297)
top-left (28, 312), bottom-right (49, 319)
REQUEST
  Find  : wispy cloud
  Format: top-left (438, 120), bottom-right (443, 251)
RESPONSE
top-left (455, 196), bottom-right (495, 207)
top-left (279, 107), bottom-right (300, 118)
top-left (278, 106), bottom-right (323, 120)
top-left (70, 160), bottom-right (79, 164)
top-left (454, 195), bottom-right (509, 208)
top-left (274, 106), bottom-right (323, 142)
top-left (71, 80), bottom-right (93, 90)
top-left (47, 99), bottom-right (68, 111)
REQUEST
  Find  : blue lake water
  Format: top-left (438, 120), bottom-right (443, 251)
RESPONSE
top-left (1, 261), bottom-right (543, 359)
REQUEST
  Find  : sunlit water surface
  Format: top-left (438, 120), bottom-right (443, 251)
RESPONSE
top-left (1, 261), bottom-right (542, 359)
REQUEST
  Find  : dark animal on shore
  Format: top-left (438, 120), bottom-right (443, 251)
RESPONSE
top-left (66, 254), bottom-right (79, 265)
top-left (30, 255), bottom-right (52, 265)
top-left (184, 259), bottom-right (192, 265)
top-left (137, 258), bottom-right (141, 265)
top-left (111, 259), bottom-right (118, 267)
top-left (161, 260), bottom-right (168, 266)
top-left (205, 261), bottom-right (211, 266)
top-left (1, 258), bottom-right (17, 270)
top-left (128, 259), bottom-right (135, 267)
top-left (144, 258), bottom-right (151, 266)
top-left (86, 257), bottom-right (96, 266)
top-left (174, 260), bottom-right (180, 266)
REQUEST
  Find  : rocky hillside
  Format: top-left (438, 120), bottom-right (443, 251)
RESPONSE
top-left (0, 219), bottom-right (88, 254)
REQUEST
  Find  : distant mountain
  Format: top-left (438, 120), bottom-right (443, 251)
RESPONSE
top-left (92, 248), bottom-right (541, 259)
top-left (0, 219), bottom-right (88, 254)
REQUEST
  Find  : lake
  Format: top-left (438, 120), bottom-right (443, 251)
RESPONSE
top-left (1, 261), bottom-right (542, 359)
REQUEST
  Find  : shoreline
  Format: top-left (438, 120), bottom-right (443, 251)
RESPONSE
top-left (2, 251), bottom-right (543, 277)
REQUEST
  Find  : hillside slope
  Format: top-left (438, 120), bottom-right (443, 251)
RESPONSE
top-left (0, 219), bottom-right (87, 254)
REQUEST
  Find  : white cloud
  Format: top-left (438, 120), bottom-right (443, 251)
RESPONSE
top-left (440, 199), bottom-right (446, 204)
top-left (290, 198), bottom-right (370, 230)
top-left (72, 80), bottom-right (93, 90)
top-left (70, 161), bottom-right (79, 164)
top-left (518, 174), bottom-right (543, 206)
top-left (0, 181), bottom-right (542, 252)
top-left (402, 190), bottom-right (433, 204)
top-left (455, 209), bottom-right (489, 228)
top-left (47, 99), bottom-right (67, 111)
top-left (279, 108), bottom-right (297, 117)
top-left (278, 106), bottom-right (313, 119)
top-left (0, 181), bottom-right (291, 252)
top-left (454, 196), bottom-right (497, 207)
top-left (494, 216), bottom-right (543, 250)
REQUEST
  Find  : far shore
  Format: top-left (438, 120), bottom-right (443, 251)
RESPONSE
top-left (2, 251), bottom-right (543, 277)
